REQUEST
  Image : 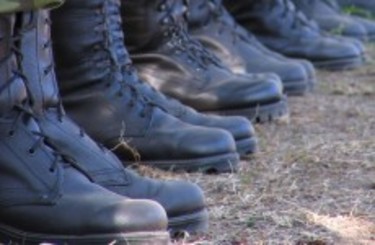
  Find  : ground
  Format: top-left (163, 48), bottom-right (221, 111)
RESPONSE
top-left (145, 44), bottom-right (375, 244)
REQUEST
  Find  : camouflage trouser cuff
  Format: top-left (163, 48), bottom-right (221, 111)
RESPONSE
top-left (0, 0), bottom-right (64, 13)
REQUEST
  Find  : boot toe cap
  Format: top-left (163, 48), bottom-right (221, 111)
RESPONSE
top-left (157, 181), bottom-right (206, 219)
top-left (90, 199), bottom-right (168, 233)
top-left (312, 36), bottom-right (362, 61)
top-left (216, 73), bottom-right (283, 109)
top-left (180, 127), bottom-right (237, 157)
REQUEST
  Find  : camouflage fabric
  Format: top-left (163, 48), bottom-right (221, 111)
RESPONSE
top-left (0, 0), bottom-right (63, 13)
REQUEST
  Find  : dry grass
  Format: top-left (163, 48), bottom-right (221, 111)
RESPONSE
top-left (146, 44), bottom-right (375, 244)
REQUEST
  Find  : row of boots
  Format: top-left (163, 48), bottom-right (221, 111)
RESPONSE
top-left (0, 0), bottom-right (372, 244)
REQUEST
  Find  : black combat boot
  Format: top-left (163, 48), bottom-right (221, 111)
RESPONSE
top-left (49, 0), bottom-right (258, 157)
top-left (0, 12), bottom-right (169, 244)
top-left (224, 0), bottom-right (365, 70)
top-left (51, 0), bottom-right (241, 173)
top-left (121, 0), bottom-right (288, 122)
top-left (292, 0), bottom-right (375, 41)
top-left (21, 9), bottom-right (209, 234)
top-left (187, 0), bottom-right (310, 96)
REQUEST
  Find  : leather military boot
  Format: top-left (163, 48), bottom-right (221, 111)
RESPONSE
top-left (0, 12), bottom-right (169, 244)
top-left (51, 0), bottom-right (240, 173)
top-left (224, 0), bottom-right (365, 70)
top-left (121, 0), bottom-right (288, 122)
top-left (187, 0), bottom-right (310, 96)
top-left (20, 9), bottom-right (209, 234)
top-left (245, 33), bottom-right (317, 90)
top-left (49, 1), bottom-right (258, 157)
top-left (127, 77), bottom-right (258, 156)
top-left (292, 0), bottom-right (375, 41)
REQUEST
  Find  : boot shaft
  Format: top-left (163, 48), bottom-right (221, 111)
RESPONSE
top-left (51, 0), bottom-right (154, 141)
top-left (292, 0), bottom-right (340, 17)
top-left (186, 0), bottom-right (212, 28)
top-left (0, 14), bottom-right (28, 117)
top-left (0, 12), bottom-right (64, 208)
top-left (18, 11), bottom-right (60, 115)
top-left (121, 0), bottom-right (188, 52)
top-left (223, 0), bottom-right (320, 38)
top-left (51, 0), bottom-right (132, 95)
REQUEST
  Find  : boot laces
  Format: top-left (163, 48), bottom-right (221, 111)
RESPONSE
top-left (158, 0), bottom-right (223, 70)
top-left (262, 0), bottom-right (318, 32)
top-left (0, 70), bottom-right (92, 181)
top-left (37, 13), bottom-right (108, 153)
top-left (0, 16), bottom-right (94, 181)
top-left (202, 0), bottom-right (257, 45)
top-left (95, 0), bottom-right (153, 118)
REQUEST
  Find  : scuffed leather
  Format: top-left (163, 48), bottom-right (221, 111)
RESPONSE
top-left (51, 0), bottom-right (238, 164)
top-left (22, 8), bottom-right (207, 220)
top-left (0, 12), bottom-right (168, 237)
top-left (292, 0), bottom-right (368, 40)
top-left (223, 0), bottom-right (362, 62)
top-left (122, 0), bottom-right (284, 112)
top-left (187, 0), bottom-right (308, 89)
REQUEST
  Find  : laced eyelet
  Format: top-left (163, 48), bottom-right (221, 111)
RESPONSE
top-left (161, 18), bottom-right (170, 25)
top-left (8, 130), bottom-right (15, 137)
top-left (157, 4), bottom-right (167, 11)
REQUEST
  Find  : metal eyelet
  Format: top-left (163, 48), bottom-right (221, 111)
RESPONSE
top-left (8, 130), bottom-right (15, 137)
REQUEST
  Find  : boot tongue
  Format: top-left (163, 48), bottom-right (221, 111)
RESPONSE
top-left (264, 0), bottom-right (321, 37)
top-left (0, 14), bottom-right (29, 118)
top-left (160, 0), bottom-right (225, 70)
top-left (186, 0), bottom-right (211, 27)
top-left (18, 11), bottom-right (61, 115)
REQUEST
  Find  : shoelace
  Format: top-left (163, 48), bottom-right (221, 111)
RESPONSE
top-left (39, 14), bottom-right (109, 152)
top-left (1, 14), bottom-right (102, 176)
top-left (260, 0), bottom-right (318, 32)
top-left (94, 0), bottom-right (153, 118)
top-left (0, 67), bottom-right (91, 180)
top-left (158, 0), bottom-right (223, 70)
top-left (204, 0), bottom-right (257, 45)
top-left (10, 104), bottom-right (81, 174)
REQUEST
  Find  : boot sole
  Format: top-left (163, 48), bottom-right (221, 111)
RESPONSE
top-left (283, 80), bottom-right (309, 96)
top-left (125, 152), bottom-right (240, 173)
top-left (313, 54), bottom-right (365, 70)
top-left (206, 97), bottom-right (289, 124)
top-left (0, 223), bottom-right (170, 245)
top-left (307, 77), bottom-right (317, 91)
top-left (168, 209), bottom-right (209, 236)
top-left (236, 136), bottom-right (258, 157)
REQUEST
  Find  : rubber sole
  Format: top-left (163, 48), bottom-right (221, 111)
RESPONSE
top-left (307, 76), bottom-right (317, 91)
top-left (168, 209), bottom-right (209, 237)
top-left (207, 98), bottom-right (289, 124)
top-left (283, 79), bottom-right (309, 96)
top-left (0, 223), bottom-right (170, 245)
top-left (235, 136), bottom-right (258, 157)
top-left (313, 54), bottom-right (365, 70)
top-left (125, 152), bottom-right (240, 173)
